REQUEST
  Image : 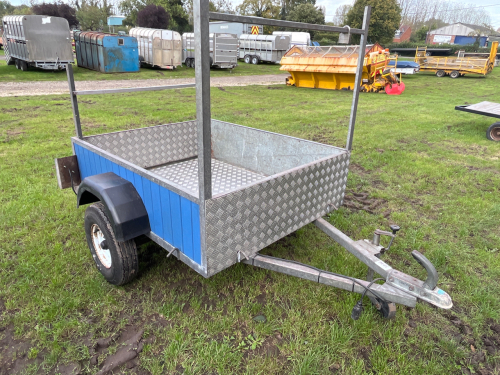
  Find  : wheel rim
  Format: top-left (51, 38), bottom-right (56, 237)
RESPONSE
top-left (91, 224), bottom-right (112, 268)
top-left (490, 126), bottom-right (500, 141)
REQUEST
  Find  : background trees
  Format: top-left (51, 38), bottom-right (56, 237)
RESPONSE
top-left (120, 0), bottom-right (190, 32)
top-left (346, 0), bottom-right (401, 45)
top-left (286, 3), bottom-right (324, 39)
top-left (32, 2), bottom-right (78, 28)
top-left (137, 4), bottom-right (170, 28)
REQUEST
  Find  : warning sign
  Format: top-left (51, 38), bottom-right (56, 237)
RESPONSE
top-left (251, 25), bottom-right (259, 35)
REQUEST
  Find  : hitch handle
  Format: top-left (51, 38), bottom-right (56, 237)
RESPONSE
top-left (411, 250), bottom-right (438, 290)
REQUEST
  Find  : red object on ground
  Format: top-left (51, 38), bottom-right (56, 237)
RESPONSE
top-left (385, 82), bottom-right (406, 95)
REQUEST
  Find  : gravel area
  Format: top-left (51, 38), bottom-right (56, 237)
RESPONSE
top-left (0, 74), bottom-right (289, 97)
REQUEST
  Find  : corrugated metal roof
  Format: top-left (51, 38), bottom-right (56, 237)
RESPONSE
top-left (429, 22), bottom-right (492, 36)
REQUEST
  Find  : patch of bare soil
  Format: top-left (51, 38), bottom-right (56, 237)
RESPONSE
top-left (92, 325), bottom-right (146, 375)
top-left (439, 313), bottom-right (500, 375)
top-left (343, 191), bottom-right (390, 218)
top-left (0, 324), bottom-right (81, 375)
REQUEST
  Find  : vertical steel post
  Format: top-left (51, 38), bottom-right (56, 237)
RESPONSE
top-left (345, 6), bottom-right (371, 151)
top-left (193, 0), bottom-right (212, 201)
top-left (66, 64), bottom-right (83, 139)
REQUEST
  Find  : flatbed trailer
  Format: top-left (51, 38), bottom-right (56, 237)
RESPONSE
top-left (55, 4), bottom-right (452, 320)
top-left (455, 101), bottom-right (500, 141)
top-left (415, 42), bottom-right (498, 78)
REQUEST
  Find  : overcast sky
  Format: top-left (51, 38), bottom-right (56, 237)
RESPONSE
top-left (9, 0), bottom-right (500, 29)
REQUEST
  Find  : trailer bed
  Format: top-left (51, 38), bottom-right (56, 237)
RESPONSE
top-left (72, 119), bottom-right (349, 277)
top-left (455, 101), bottom-right (500, 119)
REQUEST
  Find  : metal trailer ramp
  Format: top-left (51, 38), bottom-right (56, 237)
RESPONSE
top-left (56, 3), bottom-right (452, 320)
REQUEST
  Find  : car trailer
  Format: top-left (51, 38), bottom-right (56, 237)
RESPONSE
top-left (55, 3), bottom-right (452, 320)
top-left (455, 101), bottom-right (500, 141)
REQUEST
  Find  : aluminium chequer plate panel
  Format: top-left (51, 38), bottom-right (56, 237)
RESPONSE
top-left (150, 158), bottom-right (266, 197)
top-left (205, 151), bottom-right (350, 276)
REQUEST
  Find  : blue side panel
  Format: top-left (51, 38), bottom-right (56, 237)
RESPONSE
top-left (73, 143), bottom-right (202, 265)
top-left (191, 204), bottom-right (202, 264)
top-left (151, 183), bottom-right (163, 236)
top-left (180, 197), bottom-right (194, 260)
top-left (160, 188), bottom-right (173, 244)
top-left (170, 192), bottom-right (183, 249)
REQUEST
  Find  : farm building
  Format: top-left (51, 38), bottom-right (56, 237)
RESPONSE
top-left (427, 23), bottom-right (490, 46)
top-left (393, 25), bottom-right (411, 43)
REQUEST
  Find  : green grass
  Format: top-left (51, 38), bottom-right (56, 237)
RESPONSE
top-left (0, 56), bottom-right (282, 82)
top-left (1, 70), bottom-right (500, 374)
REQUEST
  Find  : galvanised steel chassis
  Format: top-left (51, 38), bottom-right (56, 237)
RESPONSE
top-left (65, 3), bottom-right (452, 316)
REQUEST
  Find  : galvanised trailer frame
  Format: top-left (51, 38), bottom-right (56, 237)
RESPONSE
top-left (56, 3), bottom-right (452, 319)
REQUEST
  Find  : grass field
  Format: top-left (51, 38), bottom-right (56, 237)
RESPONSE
top-left (0, 55), bottom-right (282, 82)
top-left (1, 70), bottom-right (500, 375)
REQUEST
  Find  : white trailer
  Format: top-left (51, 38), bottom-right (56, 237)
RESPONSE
top-left (129, 27), bottom-right (182, 69)
top-left (209, 22), bottom-right (263, 38)
top-left (2, 15), bottom-right (73, 71)
top-left (182, 32), bottom-right (237, 69)
top-left (239, 34), bottom-right (291, 64)
top-left (272, 31), bottom-right (310, 48)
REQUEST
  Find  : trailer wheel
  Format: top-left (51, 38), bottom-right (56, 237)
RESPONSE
top-left (486, 122), bottom-right (500, 141)
top-left (84, 202), bottom-right (139, 286)
top-left (244, 55), bottom-right (251, 64)
top-left (436, 70), bottom-right (445, 77)
top-left (449, 70), bottom-right (460, 79)
top-left (20, 61), bottom-right (28, 71)
top-left (14, 59), bottom-right (20, 69)
top-left (251, 56), bottom-right (260, 65)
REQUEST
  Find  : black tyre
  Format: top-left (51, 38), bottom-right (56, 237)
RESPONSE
top-left (84, 202), bottom-right (139, 286)
top-left (14, 59), bottom-right (20, 69)
top-left (436, 70), bottom-right (445, 77)
top-left (449, 70), bottom-right (460, 79)
top-left (486, 122), bottom-right (500, 141)
top-left (244, 55), bottom-right (251, 64)
top-left (251, 56), bottom-right (259, 65)
top-left (425, 52), bottom-right (432, 56)
top-left (20, 61), bottom-right (28, 71)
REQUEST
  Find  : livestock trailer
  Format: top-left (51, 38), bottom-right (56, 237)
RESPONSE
top-left (209, 21), bottom-right (263, 38)
top-left (182, 32), bottom-right (237, 69)
top-left (129, 27), bottom-right (182, 70)
top-left (272, 31), bottom-right (310, 47)
top-left (74, 31), bottom-right (140, 73)
top-left (2, 15), bottom-right (73, 71)
top-left (56, 5), bottom-right (452, 320)
top-left (239, 34), bottom-right (290, 64)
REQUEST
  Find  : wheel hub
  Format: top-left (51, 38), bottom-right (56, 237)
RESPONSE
top-left (491, 126), bottom-right (500, 141)
top-left (91, 224), bottom-right (112, 268)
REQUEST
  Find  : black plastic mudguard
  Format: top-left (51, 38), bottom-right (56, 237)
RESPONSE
top-left (77, 172), bottom-right (151, 242)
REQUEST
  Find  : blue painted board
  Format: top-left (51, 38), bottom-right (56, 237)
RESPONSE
top-left (73, 143), bottom-right (202, 265)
